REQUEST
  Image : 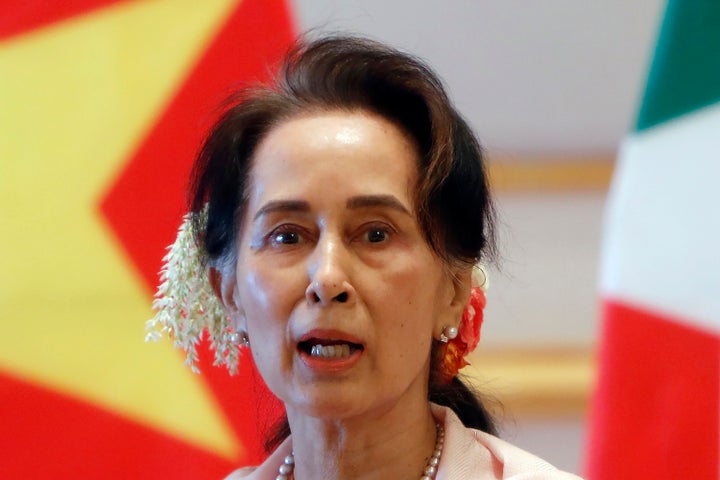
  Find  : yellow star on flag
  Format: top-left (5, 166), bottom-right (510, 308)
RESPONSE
top-left (0, 0), bottom-right (244, 460)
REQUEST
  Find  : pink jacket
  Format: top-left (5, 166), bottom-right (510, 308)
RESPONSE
top-left (226, 404), bottom-right (583, 479)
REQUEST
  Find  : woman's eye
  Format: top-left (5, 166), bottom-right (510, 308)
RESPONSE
top-left (270, 230), bottom-right (301, 245)
top-left (365, 227), bottom-right (389, 243)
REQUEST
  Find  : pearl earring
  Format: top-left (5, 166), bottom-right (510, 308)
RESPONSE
top-left (439, 325), bottom-right (458, 343)
top-left (228, 330), bottom-right (250, 347)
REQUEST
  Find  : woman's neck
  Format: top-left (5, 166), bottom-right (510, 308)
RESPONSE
top-left (285, 399), bottom-right (438, 480)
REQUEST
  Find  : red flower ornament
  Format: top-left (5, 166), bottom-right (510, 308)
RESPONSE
top-left (438, 286), bottom-right (486, 383)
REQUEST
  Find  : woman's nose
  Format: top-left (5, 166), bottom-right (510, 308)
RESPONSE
top-left (305, 238), bottom-right (356, 306)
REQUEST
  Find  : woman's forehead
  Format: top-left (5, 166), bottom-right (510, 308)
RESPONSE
top-left (246, 111), bottom-right (420, 212)
top-left (256, 109), bottom-right (418, 159)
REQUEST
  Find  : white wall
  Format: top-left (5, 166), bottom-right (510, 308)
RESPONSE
top-left (291, 0), bottom-right (664, 152)
top-left (485, 191), bottom-right (606, 346)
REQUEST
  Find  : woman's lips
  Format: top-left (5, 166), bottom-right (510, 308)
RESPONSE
top-left (296, 328), bottom-right (364, 346)
top-left (296, 329), bottom-right (364, 372)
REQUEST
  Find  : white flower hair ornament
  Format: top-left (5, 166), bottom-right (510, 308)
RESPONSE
top-left (145, 207), bottom-right (240, 374)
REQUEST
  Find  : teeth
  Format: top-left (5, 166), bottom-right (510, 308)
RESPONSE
top-left (310, 343), bottom-right (352, 359)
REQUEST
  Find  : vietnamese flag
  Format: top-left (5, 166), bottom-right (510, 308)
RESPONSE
top-left (0, 0), bottom-right (294, 477)
top-left (586, 0), bottom-right (720, 478)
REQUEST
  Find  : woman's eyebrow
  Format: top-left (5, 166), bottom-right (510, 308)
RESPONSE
top-left (346, 195), bottom-right (411, 216)
top-left (253, 200), bottom-right (310, 220)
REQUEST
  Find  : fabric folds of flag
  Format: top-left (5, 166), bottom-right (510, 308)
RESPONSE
top-left (587, 0), bottom-right (720, 478)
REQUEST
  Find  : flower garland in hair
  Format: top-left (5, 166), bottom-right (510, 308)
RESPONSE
top-left (145, 207), bottom-right (239, 374)
top-left (437, 264), bottom-right (489, 383)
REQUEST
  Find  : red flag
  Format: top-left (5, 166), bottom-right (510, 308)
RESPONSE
top-left (0, 1), bottom-right (295, 477)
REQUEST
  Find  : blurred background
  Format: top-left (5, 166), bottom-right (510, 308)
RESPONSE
top-left (4, 0), bottom-right (711, 478)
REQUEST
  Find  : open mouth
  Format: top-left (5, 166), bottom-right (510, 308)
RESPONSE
top-left (298, 339), bottom-right (364, 359)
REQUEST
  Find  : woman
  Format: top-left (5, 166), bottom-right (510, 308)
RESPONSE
top-left (148, 36), bottom-right (582, 479)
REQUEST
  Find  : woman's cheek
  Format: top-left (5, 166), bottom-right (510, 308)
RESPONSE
top-left (240, 257), bottom-right (304, 312)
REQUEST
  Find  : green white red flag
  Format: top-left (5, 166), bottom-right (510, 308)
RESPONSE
top-left (587, 0), bottom-right (720, 478)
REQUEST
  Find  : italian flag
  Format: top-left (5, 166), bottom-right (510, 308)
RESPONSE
top-left (586, 0), bottom-right (720, 478)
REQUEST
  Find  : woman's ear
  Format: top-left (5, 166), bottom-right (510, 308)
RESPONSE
top-left (435, 266), bottom-right (471, 334)
top-left (209, 266), bottom-right (246, 330)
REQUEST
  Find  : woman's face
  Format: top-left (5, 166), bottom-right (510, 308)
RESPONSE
top-left (230, 110), bottom-right (463, 420)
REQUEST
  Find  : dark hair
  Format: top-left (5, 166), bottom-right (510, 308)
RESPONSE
top-left (189, 35), bottom-right (498, 448)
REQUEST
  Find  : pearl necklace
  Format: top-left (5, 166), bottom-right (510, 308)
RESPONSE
top-left (275, 424), bottom-right (445, 480)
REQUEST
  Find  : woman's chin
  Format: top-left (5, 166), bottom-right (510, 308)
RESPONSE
top-left (283, 385), bottom-right (377, 421)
